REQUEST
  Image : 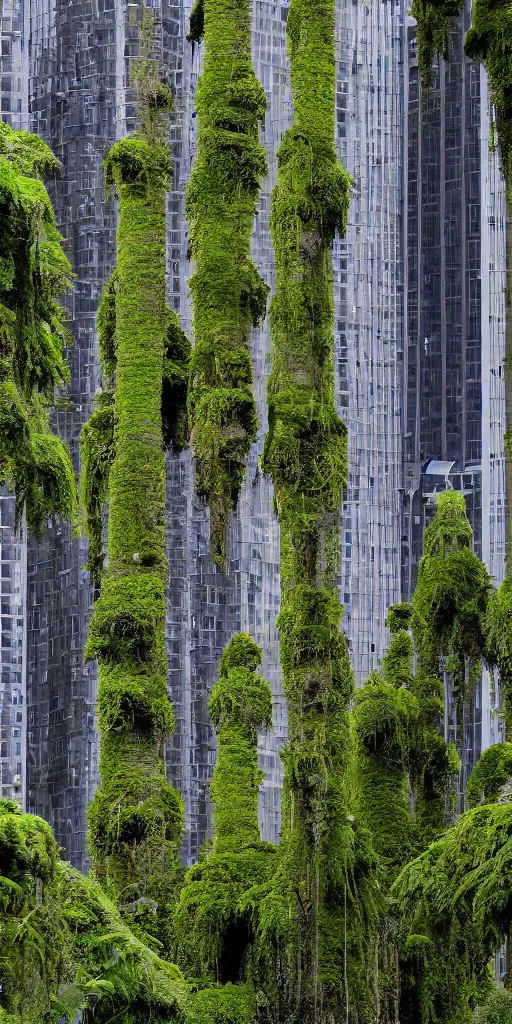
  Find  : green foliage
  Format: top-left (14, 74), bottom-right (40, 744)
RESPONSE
top-left (79, 395), bottom-right (115, 588)
top-left (86, 574), bottom-right (166, 667)
top-left (97, 269), bottom-right (118, 377)
top-left (467, 743), bottom-right (512, 807)
top-left (354, 672), bottom-right (418, 874)
top-left (474, 988), bottom-right (512, 1024)
top-left (411, 0), bottom-right (464, 90)
top-left (422, 490), bottom-right (473, 557)
top-left (186, 0), bottom-right (268, 565)
top-left (392, 802), bottom-right (512, 1022)
top-left (184, 984), bottom-right (255, 1024)
top-left (486, 579), bottom-right (512, 726)
top-left (82, 16), bottom-right (185, 942)
top-left (162, 307), bottom-right (192, 451)
top-left (0, 121), bottom-right (77, 533)
top-left (465, 0), bottom-right (512, 187)
top-left (259, 0), bottom-right (372, 1019)
top-left (0, 800), bottom-right (187, 1024)
top-left (413, 492), bottom-right (492, 688)
top-left (176, 635), bottom-right (276, 982)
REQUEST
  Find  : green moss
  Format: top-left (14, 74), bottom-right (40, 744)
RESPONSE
top-left (0, 800), bottom-right (187, 1024)
top-left (411, 0), bottom-right (464, 90)
top-left (176, 635), bottom-right (276, 982)
top-left (82, 16), bottom-right (184, 941)
top-left (413, 492), bottom-right (491, 688)
top-left (259, 0), bottom-right (374, 1017)
top-left (79, 395), bottom-right (115, 589)
top-left (85, 574), bottom-right (166, 667)
top-left (186, 0), bottom-right (268, 565)
top-left (162, 307), bottom-right (192, 451)
top-left (0, 122), bottom-right (77, 534)
top-left (97, 268), bottom-right (118, 377)
top-left (467, 743), bottom-right (512, 807)
top-left (354, 673), bottom-right (418, 874)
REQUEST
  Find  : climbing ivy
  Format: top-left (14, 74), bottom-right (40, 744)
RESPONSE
top-left (186, 0), bottom-right (268, 565)
top-left (0, 122), bottom-right (76, 535)
top-left (82, 14), bottom-right (188, 946)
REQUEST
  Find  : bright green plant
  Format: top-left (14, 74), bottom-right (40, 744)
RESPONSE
top-left (413, 491), bottom-right (492, 692)
top-left (354, 669), bottom-right (418, 876)
top-left (0, 799), bottom-right (187, 1024)
top-left (392, 801), bottom-right (512, 1022)
top-left (474, 988), bottom-right (512, 1024)
top-left (260, 0), bottom-right (372, 1018)
top-left (175, 634), bottom-right (277, 982)
top-left (184, 983), bottom-right (256, 1024)
top-left (82, 14), bottom-right (188, 945)
top-left (186, 0), bottom-right (268, 565)
top-left (467, 743), bottom-right (512, 807)
top-left (0, 122), bottom-right (76, 534)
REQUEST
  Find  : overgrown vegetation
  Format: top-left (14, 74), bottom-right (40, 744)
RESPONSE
top-left (186, 0), bottom-right (268, 565)
top-left (175, 634), bottom-right (277, 984)
top-left (0, 799), bottom-right (187, 1023)
top-left (411, 0), bottom-right (464, 89)
top-left (5, 4), bottom-right (512, 1022)
top-left (81, 12), bottom-right (188, 944)
top-left (0, 122), bottom-right (76, 534)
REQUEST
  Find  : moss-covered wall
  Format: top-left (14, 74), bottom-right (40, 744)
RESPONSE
top-left (0, 122), bottom-right (76, 534)
top-left (186, 0), bottom-right (268, 565)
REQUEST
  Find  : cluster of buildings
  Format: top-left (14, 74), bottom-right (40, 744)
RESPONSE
top-left (0, 0), bottom-right (507, 865)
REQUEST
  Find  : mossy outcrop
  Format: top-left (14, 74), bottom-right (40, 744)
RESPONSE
top-left (186, 0), bottom-right (268, 565)
top-left (0, 122), bottom-right (76, 535)
top-left (176, 635), bottom-right (277, 984)
top-left (81, 15), bottom-right (188, 945)
top-left (260, 0), bottom-right (377, 1019)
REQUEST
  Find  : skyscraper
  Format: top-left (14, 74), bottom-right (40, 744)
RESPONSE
top-left (403, 3), bottom-right (507, 782)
